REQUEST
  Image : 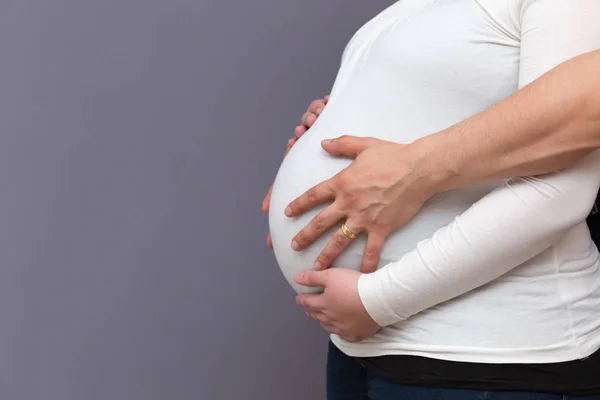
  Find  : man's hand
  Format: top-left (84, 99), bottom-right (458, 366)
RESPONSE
top-left (262, 95), bottom-right (329, 248)
top-left (294, 268), bottom-right (380, 342)
top-left (286, 135), bottom-right (431, 273)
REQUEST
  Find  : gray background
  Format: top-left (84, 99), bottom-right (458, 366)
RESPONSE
top-left (0, 1), bottom-right (391, 399)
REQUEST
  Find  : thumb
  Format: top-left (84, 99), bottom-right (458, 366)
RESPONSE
top-left (321, 135), bottom-right (382, 158)
top-left (294, 270), bottom-right (328, 287)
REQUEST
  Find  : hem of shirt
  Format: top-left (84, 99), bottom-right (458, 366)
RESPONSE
top-left (330, 331), bottom-right (600, 364)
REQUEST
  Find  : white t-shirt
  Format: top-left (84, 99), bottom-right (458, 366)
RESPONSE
top-left (268, 0), bottom-right (600, 364)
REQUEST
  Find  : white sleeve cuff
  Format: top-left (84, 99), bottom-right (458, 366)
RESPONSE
top-left (357, 268), bottom-right (405, 327)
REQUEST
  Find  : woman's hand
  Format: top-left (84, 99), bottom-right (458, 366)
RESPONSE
top-left (294, 268), bottom-right (381, 342)
top-left (285, 135), bottom-right (432, 273)
top-left (262, 95), bottom-right (329, 248)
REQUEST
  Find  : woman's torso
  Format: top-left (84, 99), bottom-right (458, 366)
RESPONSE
top-left (269, 0), bottom-right (600, 362)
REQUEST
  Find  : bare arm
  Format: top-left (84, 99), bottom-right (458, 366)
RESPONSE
top-left (414, 49), bottom-right (600, 193)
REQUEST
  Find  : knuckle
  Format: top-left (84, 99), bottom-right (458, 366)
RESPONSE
top-left (374, 217), bottom-right (392, 231)
top-left (306, 187), bottom-right (319, 202)
top-left (333, 174), bottom-right (350, 189)
top-left (362, 213), bottom-right (377, 226)
top-left (335, 136), bottom-right (349, 147)
top-left (347, 193), bottom-right (359, 207)
top-left (340, 192), bottom-right (358, 208)
top-left (304, 275), bottom-right (315, 287)
top-left (313, 214), bottom-right (325, 233)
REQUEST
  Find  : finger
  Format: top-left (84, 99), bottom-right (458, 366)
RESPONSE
top-left (360, 232), bottom-right (385, 273)
top-left (287, 137), bottom-right (297, 149)
top-left (294, 270), bottom-right (329, 288)
top-left (310, 311), bottom-right (328, 324)
top-left (307, 99), bottom-right (324, 114)
top-left (321, 135), bottom-right (385, 158)
top-left (307, 99), bottom-right (319, 111)
top-left (324, 95), bottom-right (330, 104)
top-left (262, 185), bottom-right (273, 213)
top-left (296, 293), bottom-right (326, 313)
top-left (294, 125), bottom-right (307, 139)
top-left (266, 232), bottom-right (272, 248)
top-left (301, 112), bottom-right (318, 128)
top-left (306, 311), bottom-right (319, 320)
top-left (314, 220), bottom-right (362, 270)
top-left (285, 180), bottom-right (335, 217)
top-left (291, 206), bottom-right (345, 252)
top-left (308, 99), bottom-right (325, 114)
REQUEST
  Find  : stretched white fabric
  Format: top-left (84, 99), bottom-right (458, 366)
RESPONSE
top-left (268, 0), bottom-right (600, 363)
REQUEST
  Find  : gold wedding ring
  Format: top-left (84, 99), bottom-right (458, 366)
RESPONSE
top-left (340, 223), bottom-right (358, 240)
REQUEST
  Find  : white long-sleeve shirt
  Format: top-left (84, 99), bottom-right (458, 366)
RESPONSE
top-left (268, 0), bottom-right (600, 364)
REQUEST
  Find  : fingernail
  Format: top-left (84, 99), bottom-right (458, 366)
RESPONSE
top-left (291, 240), bottom-right (300, 251)
top-left (285, 206), bottom-right (292, 216)
top-left (314, 261), bottom-right (323, 270)
top-left (322, 139), bottom-right (332, 144)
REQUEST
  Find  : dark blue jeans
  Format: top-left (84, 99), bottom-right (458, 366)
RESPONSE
top-left (327, 341), bottom-right (600, 400)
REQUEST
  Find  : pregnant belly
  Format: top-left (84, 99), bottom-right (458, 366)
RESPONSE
top-left (268, 137), bottom-right (360, 293)
top-left (269, 134), bottom-right (499, 294)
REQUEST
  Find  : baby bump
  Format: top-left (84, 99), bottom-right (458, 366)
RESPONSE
top-left (268, 139), bottom-right (366, 293)
top-left (268, 135), bottom-right (500, 294)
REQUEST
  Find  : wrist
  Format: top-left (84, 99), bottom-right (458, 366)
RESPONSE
top-left (358, 270), bottom-right (404, 327)
top-left (406, 132), bottom-right (458, 197)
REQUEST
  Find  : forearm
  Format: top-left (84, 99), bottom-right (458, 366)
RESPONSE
top-left (412, 50), bottom-right (600, 193)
